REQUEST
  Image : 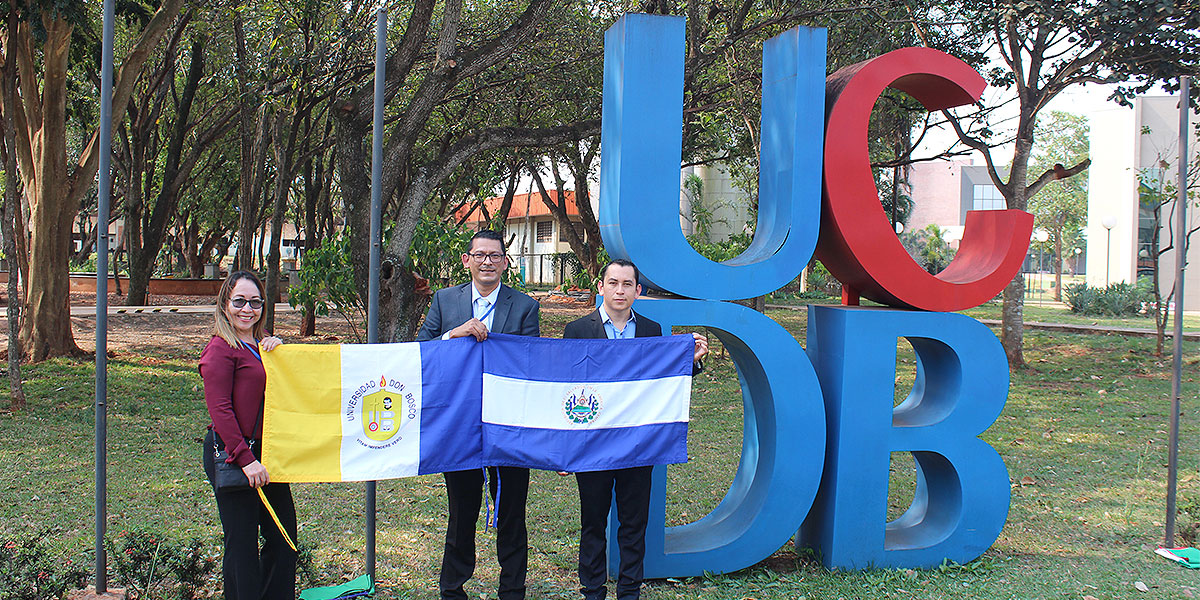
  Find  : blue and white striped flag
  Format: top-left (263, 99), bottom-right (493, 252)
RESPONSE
top-left (480, 332), bottom-right (693, 472)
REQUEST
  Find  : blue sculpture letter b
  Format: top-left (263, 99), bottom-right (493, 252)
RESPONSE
top-left (801, 306), bottom-right (1010, 569)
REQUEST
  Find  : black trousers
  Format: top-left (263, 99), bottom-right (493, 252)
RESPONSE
top-left (575, 466), bottom-right (653, 600)
top-left (203, 430), bottom-right (297, 600)
top-left (439, 466), bottom-right (530, 600)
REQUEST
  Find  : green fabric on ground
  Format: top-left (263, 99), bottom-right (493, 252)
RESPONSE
top-left (299, 574), bottom-right (375, 600)
top-left (1170, 547), bottom-right (1200, 568)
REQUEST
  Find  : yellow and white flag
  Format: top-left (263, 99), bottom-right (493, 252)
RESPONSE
top-left (261, 338), bottom-right (484, 482)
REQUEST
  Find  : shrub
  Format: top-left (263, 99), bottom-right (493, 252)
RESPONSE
top-left (806, 260), bottom-right (842, 297)
top-left (899, 224), bottom-right (957, 274)
top-left (1064, 283), bottom-right (1098, 314)
top-left (1099, 282), bottom-right (1143, 316)
top-left (687, 232), bottom-right (752, 263)
top-left (1064, 282), bottom-right (1147, 317)
top-left (0, 529), bottom-right (88, 600)
top-left (106, 530), bottom-right (218, 600)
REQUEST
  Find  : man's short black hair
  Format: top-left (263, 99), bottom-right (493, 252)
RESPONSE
top-left (468, 229), bottom-right (506, 254)
top-left (601, 258), bottom-right (640, 286)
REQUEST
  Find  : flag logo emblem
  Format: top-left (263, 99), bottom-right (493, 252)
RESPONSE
top-left (563, 386), bottom-right (602, 425)
top-left (359, 375), bottom-right (417, 444)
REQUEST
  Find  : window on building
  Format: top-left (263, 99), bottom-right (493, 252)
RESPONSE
top-left (1138, 168), bottom-right (1166, 276)
top-left (971, 184), bottom-right (1006, 211)
top-left (535, 220), bottom-right (554, 243)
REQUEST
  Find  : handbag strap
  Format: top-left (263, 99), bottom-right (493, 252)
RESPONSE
top-left (215, 407), bottom-right (263, 454)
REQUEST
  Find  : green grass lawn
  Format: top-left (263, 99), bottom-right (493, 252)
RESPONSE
top-left (3, 308), bottom-right (1200, 599)
top-left (960, 302), bottom-right (1200, 332)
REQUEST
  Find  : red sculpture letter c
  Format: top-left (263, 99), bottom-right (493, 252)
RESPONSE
top-left (817, 48), bottom-right (1033, 312)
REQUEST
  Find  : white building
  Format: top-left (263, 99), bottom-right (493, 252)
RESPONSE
top-left (1085, 95), bottom-right (1199, 304)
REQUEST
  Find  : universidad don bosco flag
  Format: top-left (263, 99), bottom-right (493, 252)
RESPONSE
top-left (261, 338), bottom-right (485, 482)
top-left (261, 333), bottom-right (695, 483)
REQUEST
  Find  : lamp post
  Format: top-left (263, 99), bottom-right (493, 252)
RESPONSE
top-left (1034, 230), bottom-right (1049, 303)
top-left (1101, 216), bottom-right (1117, 286)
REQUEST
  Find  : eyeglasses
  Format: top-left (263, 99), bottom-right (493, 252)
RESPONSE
top-left (467, 252), bottom-right (506, 263)
top-left (230, 298), bottom-right (264, 309)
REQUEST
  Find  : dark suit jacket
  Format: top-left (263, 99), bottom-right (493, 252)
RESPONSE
top-left (416, 282), bottom-right (540, 341)
top-left (563, 309), bottom-right (661, 340)
top-left (563, 309), bottom-right (702, 375)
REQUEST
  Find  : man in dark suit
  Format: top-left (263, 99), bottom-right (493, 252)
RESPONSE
top-left (562, 259), bottom-right (708, 600)
top-left (417, 229), bottom-right (540, 600)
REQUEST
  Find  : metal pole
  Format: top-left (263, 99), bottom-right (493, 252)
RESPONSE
top-left (1105, 227), bottom-right (1112, 286)
top-left (95, 0), bottom-right (115, 591)
top-left (366, 7), bottom-right (386, 581)
top-left (1165, 75), bottom-right (1190, 548)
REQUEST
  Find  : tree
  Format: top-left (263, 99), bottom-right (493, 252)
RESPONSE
top-left (529, 140), bottom-right (604, 286)
top-left (901, 223), bottom-right (957, 274)
top-left (1138, 134), bottom-right (1200, 357)
top-left (1028, 111), bottom-right (1088, 301)
top-left (333, 0), bottom-right (605, 343)
top-left (117, 13), bottom-right (240, 305)
top-left (0, 0), bottom-right (184, 360)
top-left (916, 0), bottom-right (1199, 369)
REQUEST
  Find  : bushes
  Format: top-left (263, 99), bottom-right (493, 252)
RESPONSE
top-left (1064, 282), bottom-right (1147, 317)
top-left (805, 261), bottom-right (842, 297)
top-left (0, 529), bottom-right (88, 600)
top-left (106, 530), bottom-right (218, 600)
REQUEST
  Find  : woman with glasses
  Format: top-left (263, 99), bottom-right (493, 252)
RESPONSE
top-left (200, 270), bottom-right (295, 600)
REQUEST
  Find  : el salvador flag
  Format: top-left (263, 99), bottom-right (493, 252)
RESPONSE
top-left (481, 332), bottom-right (693, 472)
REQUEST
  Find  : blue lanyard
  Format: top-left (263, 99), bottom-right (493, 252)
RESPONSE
top-left (240, 339), bottom-right (262, 362)
top-left (479, 299), bottom-right (497, 322)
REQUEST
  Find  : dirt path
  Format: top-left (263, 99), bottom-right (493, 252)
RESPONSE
top-left (0, 302), bottom-right (592, 356)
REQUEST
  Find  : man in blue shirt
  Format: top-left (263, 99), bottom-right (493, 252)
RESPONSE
top-left (562, 259), bottom-right (708, 600)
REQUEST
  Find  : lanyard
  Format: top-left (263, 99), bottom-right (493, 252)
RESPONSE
top-left (240, 339), bottom-right (262, 362)
top-left (479, 298), bottom-right (497, 323)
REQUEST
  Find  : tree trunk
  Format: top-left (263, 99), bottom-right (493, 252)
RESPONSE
top-left (1053, 220), bottom-right (1063, 302)
top-left (125, 247), bottom-right (153, 307)
top-left (1000, 274), bottom-right (1025, 367)
top-left (379, 263), bottom-right (433, 344)
top-left (999, 114), bottom-right (1036, 370)
top-left (182, 213), bottom-right (203, 277)
top-left (233, 14), bottom-right (269, 272)
top-left (264, 112), bottom-right (294, 332)
top-left (299, 135), bottom-right (322, 337)
top-left (2, 115), bottom-right (25, 408)
top-left (333, 108), bottom-right (373, 305)
top-left (17, 17), bottom-right (81, 359)
top-left (1152, 213), bottom-right (1166, 357)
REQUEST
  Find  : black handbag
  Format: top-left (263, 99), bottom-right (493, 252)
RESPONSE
top-left (210, 405), bottom-right (262, 492)
top-left (212, 437), bottom-right (255, 491)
